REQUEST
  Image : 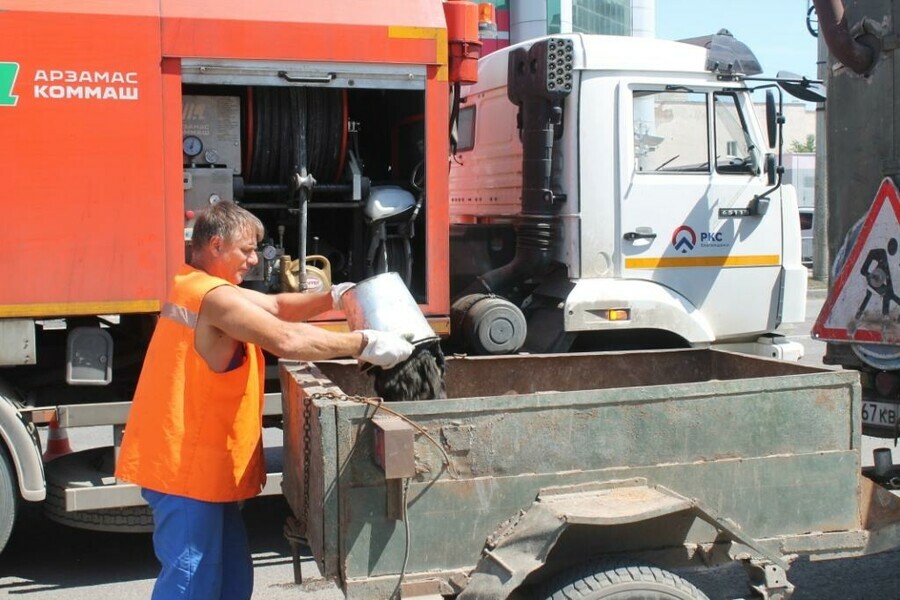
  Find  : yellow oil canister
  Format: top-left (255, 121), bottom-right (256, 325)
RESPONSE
top-left (280, 255), bottom-right (332, 292)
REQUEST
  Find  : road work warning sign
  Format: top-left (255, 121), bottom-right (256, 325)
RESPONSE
top-left (814, 178), bottom-right (900, 344)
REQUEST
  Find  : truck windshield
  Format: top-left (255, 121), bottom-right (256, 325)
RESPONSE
top-left (633, 90), bottom-right (709, 173)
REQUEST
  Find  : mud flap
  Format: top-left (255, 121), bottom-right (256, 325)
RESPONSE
top-left (457, 478), bottom-right (694, 600)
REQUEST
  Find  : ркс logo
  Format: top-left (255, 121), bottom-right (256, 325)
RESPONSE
top-left (0, 62), bottom-right (20, 107)
top-left (671, 225), bottom-right (696, 253)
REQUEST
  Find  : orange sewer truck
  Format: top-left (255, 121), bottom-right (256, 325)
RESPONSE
top-left (0, 0), bottom-right (481, 555)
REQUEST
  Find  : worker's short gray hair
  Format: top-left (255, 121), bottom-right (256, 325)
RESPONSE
top-left (191, 201), bottom-right (264, 249)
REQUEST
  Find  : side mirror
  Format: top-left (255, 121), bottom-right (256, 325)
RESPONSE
top-left (776, 71), bottom-right (827, 103)
top-left (765, 90), bottom-right (777, 148)
top-left (765, 153), bottom-right (776, 185)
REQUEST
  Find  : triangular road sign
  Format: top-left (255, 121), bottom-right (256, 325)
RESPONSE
top-left (814, 178), bottom-right (900, 344)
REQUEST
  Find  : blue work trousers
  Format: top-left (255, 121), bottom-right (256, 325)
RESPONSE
top-left (142, 488), bottom-right (253, 600)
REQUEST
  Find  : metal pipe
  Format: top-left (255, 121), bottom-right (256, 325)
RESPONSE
top-left (461, 39), bottom-right (573, 298)
top-left (813, 32), bottom-right (830, 281)
top-left (299, 186), bottom-right (309, 290)
top-left (811, 0), bottom-right (875, 75)
top-left (243, 184), bottom-right (291, 194)
top-left (244, 182), bottom-right (360, 196)
top-left (237, 203), bottom-right (287, 210)
top-left (295, 89), bottom-right (309, 291)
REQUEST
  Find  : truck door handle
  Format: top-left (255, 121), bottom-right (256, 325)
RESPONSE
top-left (624, 230), bottom-right (657, 241)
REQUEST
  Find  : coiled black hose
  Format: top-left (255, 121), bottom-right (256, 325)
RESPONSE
top-left (249, 87), bottom-right (345, 186)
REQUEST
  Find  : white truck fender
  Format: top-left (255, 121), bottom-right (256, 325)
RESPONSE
top-left (0, 380), bottom-right (46, 502)
top-left (564, 278), bottom-right (715, 344)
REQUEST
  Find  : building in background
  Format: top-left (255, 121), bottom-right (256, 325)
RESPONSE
top-left (782, 152), bottom-right (816, 266)
top-left (476, 0), bottom-right (815, 148)
top-left (478, 0), bottom-right (654, 54)
top-left (783, 153), bottom-right (816, 209)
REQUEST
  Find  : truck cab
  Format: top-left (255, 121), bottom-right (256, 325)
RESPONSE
top-left (449, 32), bottom-right (807, 358)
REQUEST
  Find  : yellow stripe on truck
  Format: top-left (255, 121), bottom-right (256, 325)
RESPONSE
top-left (388, 26), bottom-right (448, 81)
top-left (625, 255), bottom-right (781, 269)
top-left (0, 300), bottom-right (160, 318)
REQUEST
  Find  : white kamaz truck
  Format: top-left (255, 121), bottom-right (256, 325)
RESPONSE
top-left (447, 31), bottom-right (815, 359)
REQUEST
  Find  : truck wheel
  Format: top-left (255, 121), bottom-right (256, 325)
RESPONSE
top-left (540, 562), bottom-right (709, 600)
top-left (44, 446), bottom-right (153, 533)
top-left (0, 445), bottom-right (19, 554)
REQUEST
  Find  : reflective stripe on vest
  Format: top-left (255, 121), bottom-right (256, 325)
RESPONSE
top-left (160, 302), bottom-right (198, 329)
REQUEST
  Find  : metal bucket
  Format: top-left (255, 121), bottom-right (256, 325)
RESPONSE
top-left (340, 272), bottom-right (437, 344)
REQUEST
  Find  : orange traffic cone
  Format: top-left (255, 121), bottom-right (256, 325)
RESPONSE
top-left (42, 418), bottom-right (73, 462)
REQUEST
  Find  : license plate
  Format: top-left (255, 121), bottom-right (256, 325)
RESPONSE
top-left (863, 401), bottom-right (899, 427)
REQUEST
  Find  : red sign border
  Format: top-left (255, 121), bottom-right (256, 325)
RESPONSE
top-left (813, 178), bottom-right (900, 343)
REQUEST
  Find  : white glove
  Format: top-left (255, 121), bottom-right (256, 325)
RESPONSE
top-left (357, 330), bottom-right (415, 369)
top-left (331, 282), bottom-right (356, 311)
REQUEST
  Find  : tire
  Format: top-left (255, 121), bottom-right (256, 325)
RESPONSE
top-left (541, 562), bottom-right (709, 600)
top-left (44, 446), bottom-right (153, 533)
top-left (0, 445), bottom-right (19, 554)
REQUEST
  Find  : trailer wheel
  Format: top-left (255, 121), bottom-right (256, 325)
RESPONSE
top-left (540, 562), bottom-right (709, 600)
top-left (44, 447), bottom-right (153, 533)
top-left (0, 445), bottom-right (19, 554)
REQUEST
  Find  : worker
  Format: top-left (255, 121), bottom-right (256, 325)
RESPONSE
top-left (115, 201), bottom-right (414, 600)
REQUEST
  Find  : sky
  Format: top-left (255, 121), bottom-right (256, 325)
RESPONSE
top-left (654, 1), bottom-right (820, 80)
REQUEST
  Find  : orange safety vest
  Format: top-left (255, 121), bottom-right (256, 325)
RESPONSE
top-left (115, 265), bottom-right (266, 502)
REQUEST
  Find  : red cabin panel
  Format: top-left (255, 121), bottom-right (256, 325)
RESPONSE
top-left (0, 5), bottom-right (168, 316)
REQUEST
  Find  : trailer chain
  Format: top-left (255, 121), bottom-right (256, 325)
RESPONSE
top-left (300, 391), bottom-right (382, 534)
top-left (301, 391), bottom-right (313, 536)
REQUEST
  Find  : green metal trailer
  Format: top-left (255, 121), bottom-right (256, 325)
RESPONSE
top-left (279, 349), bottom-right (900, 599)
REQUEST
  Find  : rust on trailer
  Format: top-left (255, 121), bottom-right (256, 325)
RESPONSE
top-left (860, 476), bottom-right (900, 530)
top-left (538, 479), bottom-right (695, 526)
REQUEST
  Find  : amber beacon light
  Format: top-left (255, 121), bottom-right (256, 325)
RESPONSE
top-left (477, 2), bottom-right (497, 35)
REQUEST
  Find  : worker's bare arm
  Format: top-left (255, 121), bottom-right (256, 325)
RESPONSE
top-left (203, 285), bottom-right (361, 360)
top-left (236, 286), bottom-right (334, 322)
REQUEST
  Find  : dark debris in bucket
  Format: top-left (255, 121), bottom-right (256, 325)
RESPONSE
top-left (371, 342), bottom-right (447, 402)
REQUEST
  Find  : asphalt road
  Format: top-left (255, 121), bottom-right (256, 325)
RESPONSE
top-left (0, 428), bottom-right (334, 600)
top-left (4, 281), bottom-right (900, 600)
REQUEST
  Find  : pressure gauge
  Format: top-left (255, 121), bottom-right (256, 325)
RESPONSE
top-left (262, 245), bottom-right (278, 261)
top-left (183, 135), bottom-right (203, 157)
